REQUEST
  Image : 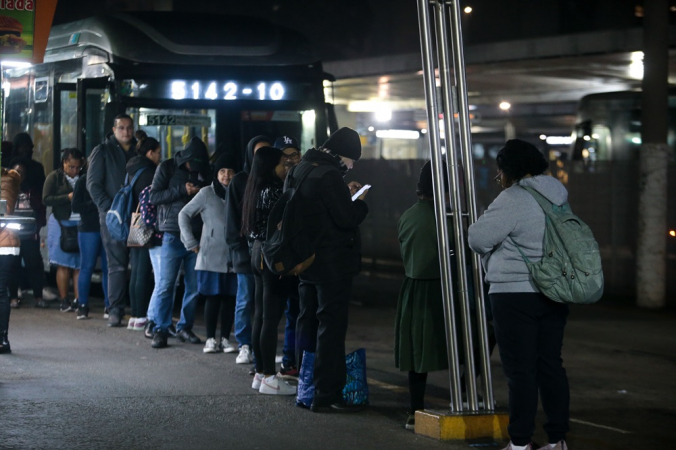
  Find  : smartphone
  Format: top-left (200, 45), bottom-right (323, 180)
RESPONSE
top-left (351, 184), bottom-right (371, 201)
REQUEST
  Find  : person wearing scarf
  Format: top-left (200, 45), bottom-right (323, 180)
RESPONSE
top-left (43, 148), bottom-right (84, 313)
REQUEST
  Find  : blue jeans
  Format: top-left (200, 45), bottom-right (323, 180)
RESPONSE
top-left (146, 246), bottom-right (162, 322)
top-left (234, 273), bottom-right (254, 348)
top-left (77, 231), bottom-right (109, 308)
top-left (282, 296), bottom-right (299, 367)
top-left (153, 234), bottom-right (198, 333)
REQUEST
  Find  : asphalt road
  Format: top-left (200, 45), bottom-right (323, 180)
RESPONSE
top-left (1, 277), bottom-right (674, 450)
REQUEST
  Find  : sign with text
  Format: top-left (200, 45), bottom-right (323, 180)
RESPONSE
top-left (145, 115), bottom-right (212, 128)
top-left (0, 0), bottom-right (35, 59)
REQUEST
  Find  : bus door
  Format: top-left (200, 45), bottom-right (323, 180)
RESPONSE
top-left (77, 77), bottom-right (112, 157)
top-left (52, 83), bottom-right (76, 173)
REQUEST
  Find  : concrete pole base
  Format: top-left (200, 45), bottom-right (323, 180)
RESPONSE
top-left (415, 410), bottom-right (509, 440)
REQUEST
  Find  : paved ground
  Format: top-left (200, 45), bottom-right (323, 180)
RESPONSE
top-left (1, 275), bottom-right (674, 449)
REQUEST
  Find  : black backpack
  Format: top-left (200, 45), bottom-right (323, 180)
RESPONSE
top-left (263, 162), bottom-right (331, 276)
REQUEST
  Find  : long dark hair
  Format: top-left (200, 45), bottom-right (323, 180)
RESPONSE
top-left (241, 146), bottom-right (283, 236)
top-left (136, 132), bottom-right (160, 157)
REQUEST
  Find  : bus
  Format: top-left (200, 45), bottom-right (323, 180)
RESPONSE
top-left (2, 11), bottom-right (336, 174)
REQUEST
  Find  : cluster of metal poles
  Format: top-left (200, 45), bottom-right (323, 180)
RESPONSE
top-left (416, 0), bottom-right (494, 413)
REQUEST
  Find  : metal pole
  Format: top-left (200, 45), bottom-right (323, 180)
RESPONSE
top-left (416, 0), bottom-right (464, 413)
top-left (433, 0), bottom-right (478, 412)
top-left (447, 0), bottom-right (495, 410)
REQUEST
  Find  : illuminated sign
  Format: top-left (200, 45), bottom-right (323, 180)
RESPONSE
top-left (120, 79), bottom-right (311, 102)
top-left (170, 81), bottom-right (286, 101)
top-left (144, 115), bottom-right (211, 127)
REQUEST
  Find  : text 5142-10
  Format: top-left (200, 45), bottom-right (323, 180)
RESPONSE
top-left (170, 81), bottom-right (286, 101)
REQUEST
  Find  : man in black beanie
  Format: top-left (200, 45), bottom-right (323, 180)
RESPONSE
top-left (284, 127), bottom-right (369, 411)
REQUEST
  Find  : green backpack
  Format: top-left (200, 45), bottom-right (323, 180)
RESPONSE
top-left (512, 186), bottom-right (604, 304)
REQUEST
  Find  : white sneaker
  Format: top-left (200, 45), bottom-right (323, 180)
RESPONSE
top-left (203, 338), bottom-right (219, 354)
top-left (17, 288), bottom-right (23, 300)
top-left (236, 345), bottom-right (253, 364)
top-left (252, 373), bottom-right (264, 390)
top-left (133, 317), bottom-right (147, 331)
top-left (275, 355), bottom-right (283, 364)
top-left (259, 375), bottom-right (297, 396)
top-left (127, 318), bottom-right (137, 330)
top-left (221, 338), bottom-right (237, 354)
top-left (42, 288), bottom-right (58, 301)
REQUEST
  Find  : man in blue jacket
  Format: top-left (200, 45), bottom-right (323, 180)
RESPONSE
top-left (86, 114), bottom-right (136, 327)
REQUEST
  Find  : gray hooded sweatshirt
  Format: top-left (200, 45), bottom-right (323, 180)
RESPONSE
top-left (468, 175), bottom-right (568, 294)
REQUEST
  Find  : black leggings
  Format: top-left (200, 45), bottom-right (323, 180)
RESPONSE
top-left (251, 240), bottom-right (290, 375)
top-left (204, 295), bottom-right (236, 340)
top-left (8, 239), bottom-right (44, 300)
top-left (129, 247), bottom-right (153, 318)
top-left (0, 255), bottom-right (19, 334)
top-left (408, 371), bottom-right (428, 414)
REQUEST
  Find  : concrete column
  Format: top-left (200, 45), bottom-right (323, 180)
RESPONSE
top-left (637, 0), bottom-right (669, 309)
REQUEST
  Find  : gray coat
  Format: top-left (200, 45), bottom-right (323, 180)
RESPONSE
top-left (178, 184), bottom-right (230, 273)
top-left (86, 135), bottom-right (135, 213)
top-left (468, 175), bottom-right (568, 294)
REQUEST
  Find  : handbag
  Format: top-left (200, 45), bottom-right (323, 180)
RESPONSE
top-left (59, 222), bottom-right (79, 253)
top-left (127, 203), bottom-right (154, 248)
top-left (295, 348), bottom-right (369, 408)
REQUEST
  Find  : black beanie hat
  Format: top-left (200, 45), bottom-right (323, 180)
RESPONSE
top-left (417, 160), bottom-right (448, 196)
top-left (214, 152), bottom-right (237, 172)
top-left (322, 127), bottom-right (361, 161)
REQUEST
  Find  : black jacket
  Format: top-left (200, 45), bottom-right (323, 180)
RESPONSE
top-left (126, 155), bottom-right (157, 211)
top-left (285, 149), bottom-right (368, 283)
top-left (225, 136), bottom-right (270, 273)
top-left (71, 172), bottom-right (99, 233)
top-left (150, 139), bottom-right (209, 236)
top-left (86, 134), bottom-right (135, 213)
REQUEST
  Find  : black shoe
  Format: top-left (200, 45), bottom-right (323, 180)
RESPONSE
top-left (60, 298), bottom-right (74, 313)
top-left (71, 298), bottom-right (79, 311)
top-left (76, 305), bottom-right (89, 320)
top-left (144, 320), bottom-right (156, 339)
top-left (107, 310), bottom-right (123, 327)
top-left (34, 299), bottom-right (50, 309)
top-left (176, 329), bottom-right (202, 344)
top-left (167, 323), bottom-right (177, 338)
top-left (311, 397), bottom-right (365, 413)
top-left (0, 331), bottom-right (10, 354)
top-left (152, 330), bottom-right (168, 349)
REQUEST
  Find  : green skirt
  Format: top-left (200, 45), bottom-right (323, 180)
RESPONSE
top-left (394, 276), bottom-right (449, 373)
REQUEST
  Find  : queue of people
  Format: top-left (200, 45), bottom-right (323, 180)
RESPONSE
top-left (0, 122), bottom-right (569, 448)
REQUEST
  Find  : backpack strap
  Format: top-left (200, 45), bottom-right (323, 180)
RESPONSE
top-left (128, 167), bottom-right (148, 188)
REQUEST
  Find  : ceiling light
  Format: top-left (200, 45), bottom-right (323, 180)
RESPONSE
top-left (499, 101), bottom-right (511, 111)
top-left (464, 6), bottom-right (472, 14)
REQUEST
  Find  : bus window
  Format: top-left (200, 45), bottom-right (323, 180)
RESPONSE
top-left (131, 108), bottom-right (216, 160)
top-left (59, 90), bottom-right (78, 151)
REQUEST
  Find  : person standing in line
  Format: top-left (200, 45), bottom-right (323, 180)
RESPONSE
top-left (8, 133), bottom-right (47, 309)
top-left (285, 127), bottom-right (369, 411)
top-left (226, 135), bottom-right (272, 365)
top-left (7, 157), bottom-right (47, 309)
top-left (149, 136), bottom-right (211, 349)
top-left (86, 114), bottom-right (137, 327)
top-left (273, 135), bottom-right (302, 380)
top-left (0, 166), bottom-right (23, 354)
top-left (43, 148), bottom-right (84, 313)
top-left (242, 146), bottom-right (295, 395)
top-left (468, 139), bottom-right (570, 450)
top-left (71, 163), bottom-right (109, 320)
top-left (125, 132), bottom-right (161, 331)
top-left (394, 161), bottom-right (451, 430)
top-left (179, 153), bottom-right (238, 354)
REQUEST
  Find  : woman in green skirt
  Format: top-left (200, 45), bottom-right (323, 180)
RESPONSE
top-left (395, 160), bottom-right (449, 430)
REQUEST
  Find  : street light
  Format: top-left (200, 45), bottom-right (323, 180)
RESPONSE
top-left (464, 6), bottom-right (472, 14)
top-left (499, 101), bottom-right (511, 111)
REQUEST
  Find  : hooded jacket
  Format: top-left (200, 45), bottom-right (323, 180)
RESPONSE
top-left (86, 134), bottom-right (136, 213)
top-left (284, 148), bottom-right (368, 283)
top-left (225, 135), bottom-right (271, 273)
top-left (72, 172), bottom-right (99, 233)
top-left (150, 137), bottom-right (209, 236)
top-left (126, 155), bottom-right (157, 211)
top-left (468, 175), bottom-right (568, 294)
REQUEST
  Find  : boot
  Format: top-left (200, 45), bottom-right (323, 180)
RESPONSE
top-left (0, 331), bottom-right (10, 354)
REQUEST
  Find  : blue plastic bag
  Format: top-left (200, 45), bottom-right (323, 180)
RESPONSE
top-left (295, 348), bottom-right (369, 408)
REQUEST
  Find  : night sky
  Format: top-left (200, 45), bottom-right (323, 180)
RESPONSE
top-left (50, 0), bottom-right (651, 61)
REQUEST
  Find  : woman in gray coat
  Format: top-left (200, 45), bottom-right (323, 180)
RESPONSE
top-left (179, 154), bottom-right (238, 354)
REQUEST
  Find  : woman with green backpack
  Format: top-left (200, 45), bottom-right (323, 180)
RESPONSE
top-left (468, 139), bottom-right (570, 450)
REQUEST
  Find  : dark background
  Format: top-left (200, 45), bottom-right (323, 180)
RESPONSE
top-left (51, 0), bottom-right (661, 61)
